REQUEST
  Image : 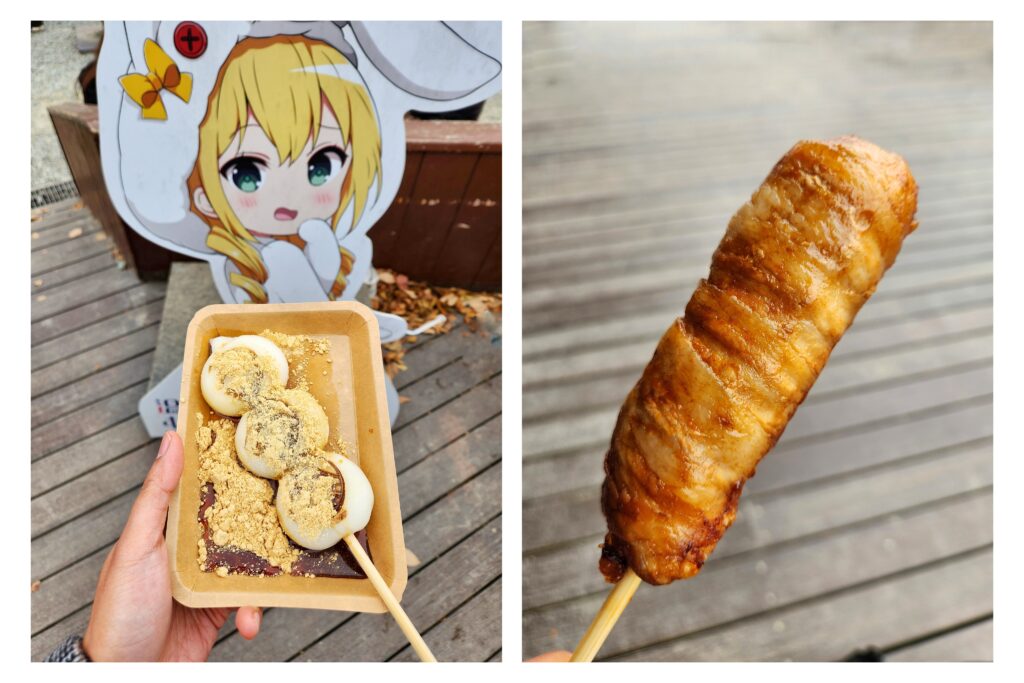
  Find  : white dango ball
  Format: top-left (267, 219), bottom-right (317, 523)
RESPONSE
top-left (200, 335), bottom-right (289, 417)
top-left (235, 390), bottom-right (330, 479)
top-left (276, 452), bottom-right (375, 551)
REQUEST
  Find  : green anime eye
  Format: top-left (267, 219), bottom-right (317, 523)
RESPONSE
top-left (308, 146), bottom-right (347, 187)
top-left (220, 157), bottom-right (264, 193)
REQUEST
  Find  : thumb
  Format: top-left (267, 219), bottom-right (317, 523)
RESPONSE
top-left (117, 431), bottom-right (184, 562)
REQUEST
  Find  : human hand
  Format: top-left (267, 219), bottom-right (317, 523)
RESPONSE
top-left (528, 651), bottom-right (572, 662)
top-left (82, 431), bottom-right (262, 661)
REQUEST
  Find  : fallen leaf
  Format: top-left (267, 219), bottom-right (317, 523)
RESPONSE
top-left (398, 395), bottom-right (411, 404)
top-left (73, 201), bottom-right (84, 210)
top-left (95, 232), bottom-right (107, 241)
top-left (33, 279), bottom-right (43, 287)
top-left (36, 295), bottom-right (47, 302)
top-left (31, 232), bottom-right (39, 240)
top-left (371, 268), bottom-right (501, 377)
top-left (68, 227), bottom-right (83, 239)
top-left (31, 580), bottom-right (40, 592)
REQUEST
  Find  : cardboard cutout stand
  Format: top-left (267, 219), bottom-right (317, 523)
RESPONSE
top-left (97, 21), bottom-right (501, 436)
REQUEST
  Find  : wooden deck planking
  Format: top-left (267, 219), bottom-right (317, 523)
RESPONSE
top-left (522, 21), bottom-right (992, 661)
top-left (887, 618), bottom-right (993, 662)
top-left (29, 200), bottom-right (502, 661)
top-left (524, 439), bottom-right (991, 607)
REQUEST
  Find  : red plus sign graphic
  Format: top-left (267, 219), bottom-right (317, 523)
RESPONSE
top-left (173, 22), bottom-right (207, 59)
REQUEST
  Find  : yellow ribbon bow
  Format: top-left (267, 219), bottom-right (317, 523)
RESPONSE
top-left (119, 39), bottom-right (193, 120)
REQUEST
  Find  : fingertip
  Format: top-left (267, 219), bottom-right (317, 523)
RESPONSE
top-left (529, 651), bottom-right (572, 662)
top-left (236, 606), bottom-right (262, 640)
top-left (158, 431), bottom-right (184, 487)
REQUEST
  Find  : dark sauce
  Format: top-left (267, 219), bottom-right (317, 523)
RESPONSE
top-left (198, 482), bottom-right (369, 578)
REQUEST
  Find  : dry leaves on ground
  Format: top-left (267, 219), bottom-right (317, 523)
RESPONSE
top-left (372, 268), bottom-right (501, 378)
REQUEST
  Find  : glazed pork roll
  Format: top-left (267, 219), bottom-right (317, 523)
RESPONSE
top-left (600, 136), bottom-right (919, 586)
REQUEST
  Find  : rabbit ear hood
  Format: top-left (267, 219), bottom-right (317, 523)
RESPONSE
top-left (350, 21), bottom-right (501, 107)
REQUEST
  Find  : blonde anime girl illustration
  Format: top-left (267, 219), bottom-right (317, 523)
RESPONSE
top-left (188, 35), bottom-right (381, 304)
top-left (98, 20), bottom-right (501, 434)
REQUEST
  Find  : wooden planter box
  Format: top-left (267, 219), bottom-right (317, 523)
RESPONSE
top-left (48, 103), bottom-right (501, 290)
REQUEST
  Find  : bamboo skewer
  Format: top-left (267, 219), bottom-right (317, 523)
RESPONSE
top-left (570, 568), bottom-right (642, 662)
top-left (344, 534), bottom-right (438, 662)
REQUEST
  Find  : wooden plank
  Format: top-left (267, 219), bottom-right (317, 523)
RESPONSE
top-left (524, 264), bottom-right (991, 334)
top-left (524, 398), bottom-right (991, 504)
top-left (31, 441), bottom-right (157, 538)
top-left (387, 152), bottom-right (481, 280)
top-left (32, 324), bottom-right (160, 397)
top-left (523, 362), bottom-right (991, 459)
top-left (524, 181), bottom-right (989, 251)
top-left (369, 151), bottom-right (424, 264)
top-left (32, 251), bottom-right (116, 293)
top-left (392, 579), bottom-right (501, 662)
top-left (524, 330), bottom-right (991, 424)
top-left (32, 416), bottom-right (151, 489)
top-left (30, 213), bottom-right (102, 250)
top-left (525, 223), bottom-right (990, 289)
top-left (523, 138), bottom-right (991, 208)
top-left (523, 223), bottom-right (991, 289)
top-left (32, 299), bottom-right (164, 370)
top-left (431, 153), bottom-right (502, 286)
top-left (405, 119), bottom-right (501, 153)
top-left (524, 201), bottom-right (990, 283)
top-left (294, 519), bottom-right (502, 662)
top-left (31, 267), bottom-right (146, 322)
top-left (30, 381), bottom-right (148, 459)
top-left (524, 300), bottom-right (992, 395)
top-left (31, 606), bottom-right (92, 662)
top-left (524, 165), bottom-right (989, 231)
top-left (31, 228), bottom-right (117, 275)
top-left (31, 202), bottom-right (92, 230)
top-left (472, 226), bottom-right (502, 291)
top-left (524, 280), bottom-right (991, 362)
top-left (524, 168), bottom-right (989, 238)
top-left (525, 491), bottom-right (991, 659)
top-left (397, 417), bottom-right (501, 515)
top-left (524, 438), bottom-right (991, 606)
top-left (31, 352), bottom-right (155, 427)
top-left (526, 116), bottom-right (991, 170)
top-left (887, 619), bottom-right (992, 661)
top-left (393, 322), bottom-right (470, 390)
top-left (529, 221), bottom-right (989, 292)
top-left (31, 543), bottom-right (108, 634)
top-left (392, 375), bottom-right (501, 473)
top-left (209, 464), bottom-right (502, 661)
top-left (522, 246), bottom-right (991, 320)
top-left (393, 343), bottom-right (501, 431)
top-left (31, 282), bottom-right (166, 346)
top-left (31, 197), bottom-right (83, 222)
top-left (32, 489), bottom-right (135, 581)
top-left (611, 548), bottom-right (992, 661)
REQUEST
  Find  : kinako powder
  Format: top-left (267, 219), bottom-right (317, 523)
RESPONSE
top-left (195, 330), bottom-right (349, 576)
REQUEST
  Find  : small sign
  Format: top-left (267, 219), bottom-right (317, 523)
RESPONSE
top-left (138, 364), bottom-right (183, 437)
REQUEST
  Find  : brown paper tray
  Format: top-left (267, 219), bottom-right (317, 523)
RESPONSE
top-left (166, 301), bottom-right (407, 613)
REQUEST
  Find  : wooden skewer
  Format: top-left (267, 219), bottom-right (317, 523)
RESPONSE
top-left (570, 569), bottom-right (642, 662)
top-left (344, 534), bottom-right (438, 662)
